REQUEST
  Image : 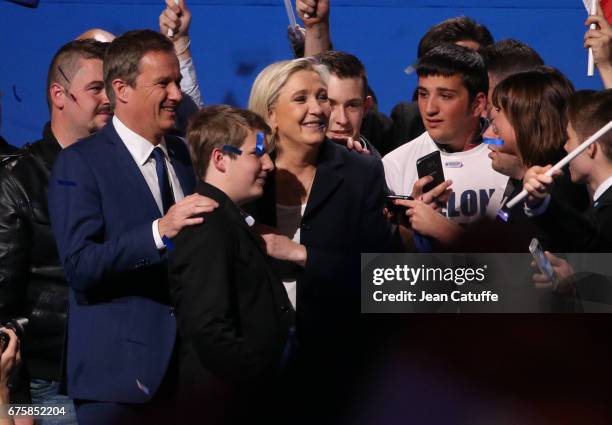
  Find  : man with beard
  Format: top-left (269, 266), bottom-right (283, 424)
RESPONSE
top-left (0, 39), bottom-right (110, 424)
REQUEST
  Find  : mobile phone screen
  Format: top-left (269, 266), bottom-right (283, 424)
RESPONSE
top-left (529, 238), bottom-right (555, 281)
top-left (385, 195), bottom-right (413, 225)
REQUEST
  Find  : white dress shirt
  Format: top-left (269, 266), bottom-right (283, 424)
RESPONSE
top-left (113, 116), bottom-right (185, 249)
top-left (275, 203), bottom-right (307, 310)
top-left (593, 176), bottom-right (612, 204)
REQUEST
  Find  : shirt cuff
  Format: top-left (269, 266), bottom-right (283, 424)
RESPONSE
top-left (524, 194), bottom-right (551, 217)
top-left (152, 219), bottom-right (165, 250)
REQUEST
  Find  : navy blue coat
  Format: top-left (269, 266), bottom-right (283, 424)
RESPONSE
top-left (48, 122), bottom-right (196, 403)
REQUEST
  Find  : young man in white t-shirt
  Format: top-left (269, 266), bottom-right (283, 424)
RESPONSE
top-left (383, 43), bottom-right (508, 244)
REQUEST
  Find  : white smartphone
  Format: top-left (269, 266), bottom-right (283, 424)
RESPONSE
top-left (529, 238), bottom-right (556, 284)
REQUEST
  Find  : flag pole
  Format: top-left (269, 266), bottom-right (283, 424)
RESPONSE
top-left (506, 120), bottom-right (612, 209)
top-left (588, 0), bottom-right (597, 76)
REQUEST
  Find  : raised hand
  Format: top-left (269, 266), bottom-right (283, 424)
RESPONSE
top-left (296, 0), bottom-right (329, 27)
top-left (160, 0), bottom-right (192, 39)
top-left (585, 2), bottom-right (612, 87)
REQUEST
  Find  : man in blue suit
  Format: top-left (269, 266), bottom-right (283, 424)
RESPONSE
top-left (48, 30), bottom-right (218, 424)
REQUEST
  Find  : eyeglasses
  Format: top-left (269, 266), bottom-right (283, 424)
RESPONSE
top-left (222, 132), bottom-right (268, 157)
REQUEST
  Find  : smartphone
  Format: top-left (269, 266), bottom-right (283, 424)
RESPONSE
top-left (529, 238), bottom-right (556, 283)
top-left (386, 195), bottom-right (413, 225)
top-left (416, 151), bottom-right (445, 193)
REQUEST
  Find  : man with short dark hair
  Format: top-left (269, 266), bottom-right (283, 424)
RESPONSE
top-left (48, 30), bottom-right (217, 424)
top-left (417, 16), bottom-right (494, 58)
top-left (315, 50), bottom-right (381, 156)
top-left (0, 38), bottom-right (109, 424)
top-left (383, 44), bottom-right (508, 227)
top-left (481, 39), bottom-right (544, 96)
top-left (388, 16), bottom-right (495, 153)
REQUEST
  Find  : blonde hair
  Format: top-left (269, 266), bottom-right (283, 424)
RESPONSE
top-left (248, 57), bottom-right (329, 149)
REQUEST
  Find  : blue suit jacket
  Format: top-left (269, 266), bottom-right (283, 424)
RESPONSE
top-left (48, 123), bottom-right (196, 403)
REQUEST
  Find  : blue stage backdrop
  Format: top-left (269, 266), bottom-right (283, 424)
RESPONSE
top-left (0, 0), bottom-right (605, 146)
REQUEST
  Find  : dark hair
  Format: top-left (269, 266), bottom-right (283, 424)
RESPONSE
top-left (186, 105), bottom-right (271, 180)
top-left (566, 89), bottom-right (612, 161)
top-left (104, 29), bottom-right (174, 108)
top-left (416, 43), bottom-right (488, 102)
top-left (315, 50), bottom-right (368, 98)
top-left (417, 16), bottom-right (493, 58)
top-left (47, 39), bottom-right (108, 111)
top-left (492, 66), bottom-right (574, 167)
top-left (480, 39), bottom-right (544, 83)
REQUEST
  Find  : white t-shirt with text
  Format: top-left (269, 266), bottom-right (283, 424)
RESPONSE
top-left (383, 131), bottom-right (509, 224)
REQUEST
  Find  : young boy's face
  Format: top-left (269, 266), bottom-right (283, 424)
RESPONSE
top-left (326, 74), bottom-right (370, 142)
top-left (417, 74), bottom-right (483, 151)
top-left (226, 129), bottom-right (274, 204)
top-left (564, 121), bottom-right (589, 184)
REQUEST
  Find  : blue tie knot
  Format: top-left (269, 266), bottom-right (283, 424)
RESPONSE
top-left (152, 146), bottom-right (165, 163)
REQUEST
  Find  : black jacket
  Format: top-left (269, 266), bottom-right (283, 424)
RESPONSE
top-left (389, 102), bottom-right (426, 152)
top-left (246, 140), bottom-right (400, 343)
top-left (534, 185), bottom-right (612, 252)
top-left (360, 109), bottom-right (393, 155)
top-left (168, 182), bottom-right (294, 401)
top-left (0, 123), bottom-right (67, 381)
top-left (0, 135), bottom-right (17, 155)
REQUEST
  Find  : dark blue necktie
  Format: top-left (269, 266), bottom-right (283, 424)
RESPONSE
top-left (151, 147), bottom-right (175, 215)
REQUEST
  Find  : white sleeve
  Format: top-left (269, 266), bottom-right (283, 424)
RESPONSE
top-left (180, 57), bottom-right (203, 107)
top-left (152, 219), bottom-right (166, 250)
top-left (382, 155), bottom-right (400, 195)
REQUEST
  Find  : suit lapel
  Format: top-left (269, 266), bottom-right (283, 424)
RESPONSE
top-left (103, 124), bottom-right (162, 218)
top-left (303, 140), bottom-right (344, 221)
